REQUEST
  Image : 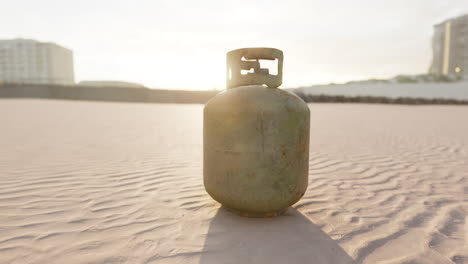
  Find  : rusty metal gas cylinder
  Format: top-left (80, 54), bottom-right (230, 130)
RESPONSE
top-left (203, 48), bottom-right (310, 217)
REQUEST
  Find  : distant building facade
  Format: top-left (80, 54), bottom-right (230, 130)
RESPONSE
top-left (0, 39), bottom-right (74, 85)
top-left (430, 14), bottom-right (468, 77)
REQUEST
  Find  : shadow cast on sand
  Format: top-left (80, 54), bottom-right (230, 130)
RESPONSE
top-left (199, 207), bottom-right (356, 264)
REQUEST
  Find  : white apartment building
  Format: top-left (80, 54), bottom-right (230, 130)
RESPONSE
top-left (430, 14), bottom-right (468, 77)
top-left (0, 39), bottom-right (74, 85)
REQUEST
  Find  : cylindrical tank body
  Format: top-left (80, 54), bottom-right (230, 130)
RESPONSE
top-left (204, 86), bottom-right (310, 217)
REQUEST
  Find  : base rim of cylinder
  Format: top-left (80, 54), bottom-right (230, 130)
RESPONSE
top-left (222, 205), bottom-right (287, 218)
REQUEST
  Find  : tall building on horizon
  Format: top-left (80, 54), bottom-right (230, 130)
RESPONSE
top-left (0, 39), bottom-right (74, 85)
top-left (430, 14), bottom-right (468, 77)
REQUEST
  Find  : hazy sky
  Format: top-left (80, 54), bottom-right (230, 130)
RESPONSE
top-left (2, 0), bottom-right (468, 89)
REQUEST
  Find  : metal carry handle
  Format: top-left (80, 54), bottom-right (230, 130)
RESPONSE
top-left (226, 47), bottom-right (283, 89)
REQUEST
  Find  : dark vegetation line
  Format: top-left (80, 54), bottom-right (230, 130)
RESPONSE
top-left (1, 83), bottom-right (468, 105)
top-left (294, 92), bottom-right (468, 105)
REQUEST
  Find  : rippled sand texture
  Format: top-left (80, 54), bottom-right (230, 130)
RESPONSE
top-left (1, 99), bottom-right (467, 264)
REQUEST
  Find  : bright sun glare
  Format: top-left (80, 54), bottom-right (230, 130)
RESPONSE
top-left (2, 1), bottom-right (468, 90)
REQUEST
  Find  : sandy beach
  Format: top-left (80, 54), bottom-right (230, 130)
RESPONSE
top-left (0, 99), bottom-right (467, 264)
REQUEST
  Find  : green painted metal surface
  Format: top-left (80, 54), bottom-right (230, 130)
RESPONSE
top-left (203, 48), bottom-right (310, 217)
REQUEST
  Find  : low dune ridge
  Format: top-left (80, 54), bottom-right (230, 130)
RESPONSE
top-left (0, 99), bottom-right (467, 264)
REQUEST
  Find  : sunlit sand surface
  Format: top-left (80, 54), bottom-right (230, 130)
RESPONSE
top-left (1, 99), bottom-right (467, 264)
